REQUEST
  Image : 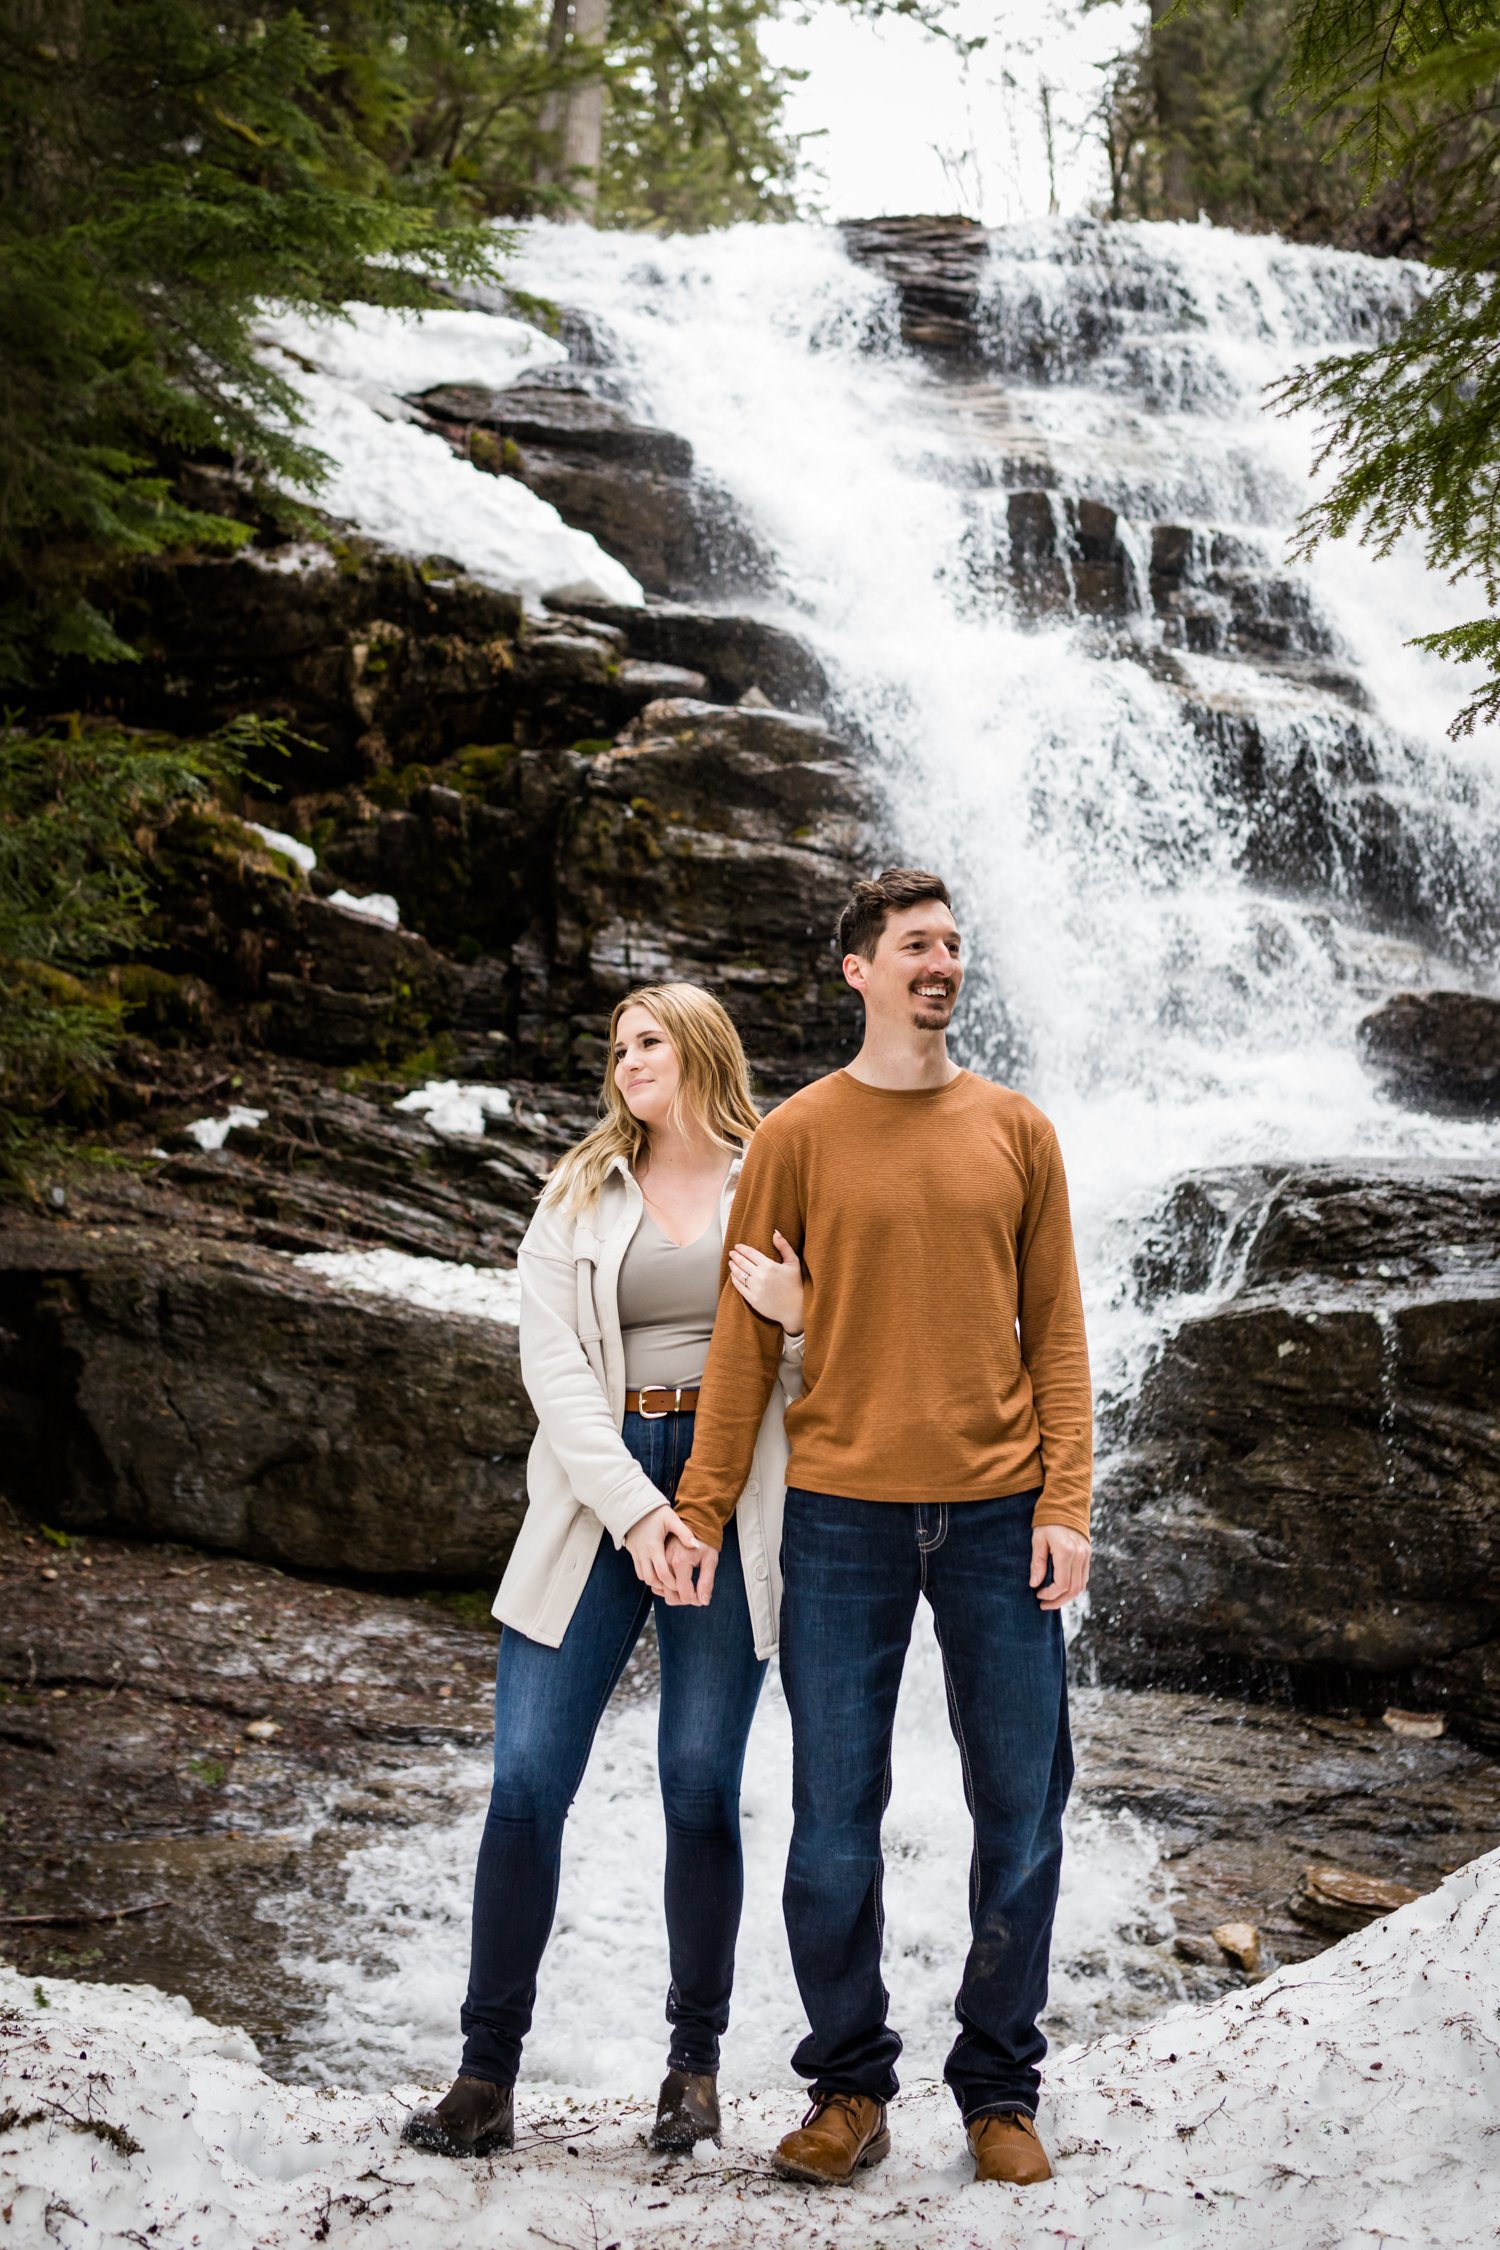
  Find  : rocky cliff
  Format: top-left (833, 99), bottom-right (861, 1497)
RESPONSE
top-left (4, 220), bottom-right (1497, 1769)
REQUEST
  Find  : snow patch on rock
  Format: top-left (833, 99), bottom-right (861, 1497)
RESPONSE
top-left (291, 1247), bottom-right (521, 1326)
top-left (243, 821), bottom-right (317, 874)
top-left (256, 304), bottom-right (642, 609)
top-left (184, 1106), bottom-right (268, 1153)
top-left (325, 886), bottom-right (402, 928)
top-left (393, 1078), bottom-right (514, 1137)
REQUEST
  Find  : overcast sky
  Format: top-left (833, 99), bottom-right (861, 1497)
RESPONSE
top-left (762, 0), bottom-right (1148, 226)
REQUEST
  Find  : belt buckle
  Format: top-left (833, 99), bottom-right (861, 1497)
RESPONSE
top-left (638, 1385), bottom-right (676, 1420)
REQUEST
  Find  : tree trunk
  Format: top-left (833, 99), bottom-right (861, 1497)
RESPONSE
top-left (1149, 0), bottom-right (1197, 219)
top-left (559, 0), bottom-right (608, 221)
top-left (534, 0), bottom-right (573, 184)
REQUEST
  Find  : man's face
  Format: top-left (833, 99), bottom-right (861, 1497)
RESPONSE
top-left (844, 899), bottom-right (964, 1031)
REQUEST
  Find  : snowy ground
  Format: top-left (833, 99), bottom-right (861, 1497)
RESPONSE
top-left (4, 1848), bottom-right (1495, 2248)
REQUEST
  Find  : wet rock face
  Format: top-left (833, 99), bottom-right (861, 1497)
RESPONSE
top-left (1359, 991), bottom-right (1500, 1118)
top-left (413, 370), bottom-right (773, 601)
top-left (52, 535), bottom-right (866, 1091)
top-left (0, 1227), bottom-right (531, 1576)
top-left (91, 549), bottom-right (528, 788)
top-left (840, 214), bottom-right (989, 355)
top-left (1088, 1161), bottom-right (1500, 1746)
top-left (513, 698), bottom-right (874, 1089)
top-left (553, 596), bottom-right (831, 716)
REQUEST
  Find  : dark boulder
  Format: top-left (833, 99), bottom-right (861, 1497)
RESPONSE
top-left (76, 547), bottom-right (527, 787)
top-left (1088, 1161), bottom-right (1500, 1747)
top-left (1008, 490), bottom-right (1132, 618)
top-left (414, 371), bottom-right (771, 601)
top-left (0, 1226), bottom-right (531, 1577)
top-left (840, 215), bottom-right (989, 355)
top-left (548, 596), bottom-right (830, 715)
top-left (1359, 991), bottom-right (1500, 1119)
top-left (514, 697), bottom-right (875, 1089)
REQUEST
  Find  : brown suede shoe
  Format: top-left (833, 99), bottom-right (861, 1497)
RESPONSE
top-left (773, 2093), bottom-right (891, 2184)
top-left (650, 2068), bottom-right (721, 2151)
top-left (401, 2074), bottom-right (514, 2158)
top-left (968, 2108), bottom-right (1052, 2185)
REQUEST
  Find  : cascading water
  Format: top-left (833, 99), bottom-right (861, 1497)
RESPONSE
top-left (505, 218), bottom-right (1500, 1392)
top-left (269, 217), bottom-right (1500, 2090)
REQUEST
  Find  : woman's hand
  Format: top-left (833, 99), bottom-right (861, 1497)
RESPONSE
top-left (624, 1504), bottom-right (702, 1598)
top-left (728, 1228), bottom-right (804, 1334)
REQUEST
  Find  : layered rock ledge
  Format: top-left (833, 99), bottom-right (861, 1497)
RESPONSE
top-left (1088, 1161), bottom-right (1500, 1745)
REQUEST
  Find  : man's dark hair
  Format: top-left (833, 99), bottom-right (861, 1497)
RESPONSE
top-left (837, 869), bottom-right (953, 962)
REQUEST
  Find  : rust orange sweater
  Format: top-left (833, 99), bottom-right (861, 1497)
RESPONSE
top-left (674, 1068), bottom-right (1093, 1547)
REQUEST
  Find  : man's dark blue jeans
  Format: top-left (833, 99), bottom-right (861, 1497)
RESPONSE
top-left (459, 1409), bottom-right (765, 2087)
top-left (779, 1486), bottom-right (1072, 2122)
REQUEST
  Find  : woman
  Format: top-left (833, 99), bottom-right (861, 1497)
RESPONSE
top-left (404, 983), bottom-right (804, 2161)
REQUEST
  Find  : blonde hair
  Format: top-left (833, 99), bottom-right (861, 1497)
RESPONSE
top-left (542, 983), bottom-right (762, 1215)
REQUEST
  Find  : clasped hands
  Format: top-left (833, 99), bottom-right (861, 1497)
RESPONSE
top-left (624, 1510), bottom-right (1092, 1611)
top-left (623, 1503), bottom-right (717, 1605)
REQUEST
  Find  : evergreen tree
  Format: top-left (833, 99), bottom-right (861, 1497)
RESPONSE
top-left (0, 2), bottom-right (515, 688)
top-left (1232, 2), bottom-right (1500, 734)
top-left (601, 0), bottom-right (804, 227)
top-left (0, 717), bottom-right (272, 1178)
top-left (1091, 0), bottom-right (1450, 251)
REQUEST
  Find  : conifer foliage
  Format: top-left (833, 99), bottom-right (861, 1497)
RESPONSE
top-left (1153, 1), bottom-right (1500, 734)
top-left (0, 2), bottom-right (510, 688)
top-left (1256, 2), bottom-right (1500, 732)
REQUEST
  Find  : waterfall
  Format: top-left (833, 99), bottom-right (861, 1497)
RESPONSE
top-left (275, 217), bottom-right (1500, 2089)
top-left (506, 217), bottom-right (1500, 1407)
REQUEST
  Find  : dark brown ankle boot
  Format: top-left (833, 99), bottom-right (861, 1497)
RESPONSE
top-left (650, 2067), bottom-right (721, 2151)
top-left (402, 2074), bottom-right (515, 2158)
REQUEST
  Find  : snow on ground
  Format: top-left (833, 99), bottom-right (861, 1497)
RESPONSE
top-left (282, 1635), bottom-right (1176, 2098)
top-left (255, 304), bottom-right (642, 608)
top-left (291, 1248), bottom-right (521, 1325)
top-left (392, 1079), bottom-right (515, 1136)
top-left (4, 1849), bottom-right (1495, 2248)
top-left (183, 1106), bottom-right (269, 1153)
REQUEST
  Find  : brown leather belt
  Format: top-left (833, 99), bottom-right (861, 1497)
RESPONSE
top-left (626, 1386), bottom-right (701, 1418)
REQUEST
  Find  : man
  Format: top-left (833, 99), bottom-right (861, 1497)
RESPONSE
top-left (668, 867), bottom-right (1091, 2189)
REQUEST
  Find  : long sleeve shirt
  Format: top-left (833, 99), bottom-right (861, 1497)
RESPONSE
top-left (673, 1067), bottom-right (1093, 1548)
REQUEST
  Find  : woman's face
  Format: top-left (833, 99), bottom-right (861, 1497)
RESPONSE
top-left (613, 1005), bottom-right (681, 1130)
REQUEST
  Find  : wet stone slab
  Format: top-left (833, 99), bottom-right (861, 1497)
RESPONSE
top-left (2, 1506), bottom-right (1497, 2074)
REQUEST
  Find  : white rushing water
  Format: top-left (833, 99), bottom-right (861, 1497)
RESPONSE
top-left (505, 217), bottom-right (1500, 1401)
top-left (271, 217), bottom-right (1500, 2090)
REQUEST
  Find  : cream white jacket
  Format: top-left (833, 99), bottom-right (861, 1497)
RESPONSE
top-left (491, 1151), bottom-right (800, 1660)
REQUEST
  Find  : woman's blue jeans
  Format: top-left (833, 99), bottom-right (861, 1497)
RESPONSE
top-left (459, 1410), bottom-right (766, 2087)
top-left (779, 1486), bottom-right (1072, 2121)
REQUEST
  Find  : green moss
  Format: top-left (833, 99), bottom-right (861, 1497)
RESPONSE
top-left (363, 762), bottom-right (433, 810)
top-left (187, 1756), bottom-right (226, 1787)
top-left (468, 428), bottom-right (523, 477)
top-left (417, 1586), bottom-right (501, 1632)
top-left (452, 742), bottom-right (519, 799)
top-left (337, 1033), bottom-right (459, 1093)
top-left (573, 738), bottom-right (616, 760)
top-left (115, 964), bottom-right (210, 1042)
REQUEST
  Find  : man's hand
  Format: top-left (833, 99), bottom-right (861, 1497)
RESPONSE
top-left (660, 1533), bottom-right (719, 1609)
top-left (624, 1505), bottom-right (700, 1598)
top-left (1030, 1524), bottom-right (1090, 1610)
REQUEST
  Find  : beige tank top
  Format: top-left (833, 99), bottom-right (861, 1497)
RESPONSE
top-left (618, 1208), bottom-right (721, 1390)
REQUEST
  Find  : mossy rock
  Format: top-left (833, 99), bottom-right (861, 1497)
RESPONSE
top-left (114, 965), bottom-right (214, 1045)
top-left (453, 743), bottom-right (520, 799)
top-left (363, 762), bottom-right (434, 811)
